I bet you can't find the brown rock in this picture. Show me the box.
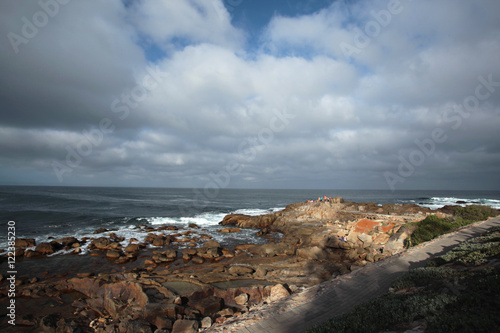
[172,319,199,333]
[217,228,242,233]
[228,265,255,276]
[35,242,55,255]
[269,284,291,302]
[297,246,327,260]
[124,244,140,253]
[14,248,24,257]
[24,249,39,258]
[165,249,177,258]
[154,316,173,330]
[106,250,121,259]
[91,237,112,249]
[153,236,167,246]
[188,296,224,316]
[192,256,205,264]
[203,240,221,248]
[93,227,108,234]
[234,293,249,305]
[15,238,36,248]
[201,316,212,328]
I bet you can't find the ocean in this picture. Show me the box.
[1,186,500,254]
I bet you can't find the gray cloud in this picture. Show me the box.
[0,0,499,190]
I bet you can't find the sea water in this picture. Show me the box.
[1,186,499,254]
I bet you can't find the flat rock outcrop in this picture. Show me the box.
[1,196,443,331]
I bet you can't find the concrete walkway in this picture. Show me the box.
[236,217,500,333]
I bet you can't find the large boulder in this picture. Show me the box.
[35,242,55,255]
[15,238,36,248]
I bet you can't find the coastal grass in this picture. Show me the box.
[308,227,500,333]
[405,205,499,248]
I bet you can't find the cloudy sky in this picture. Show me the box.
[0,0,499,190]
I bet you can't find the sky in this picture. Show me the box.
[0,0,499,191]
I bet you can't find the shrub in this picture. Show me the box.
[405,215,454,247]
[454,205,499,222]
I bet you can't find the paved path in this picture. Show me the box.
[236,217,500,333]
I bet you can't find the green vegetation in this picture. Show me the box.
[308,227,500,333]
[405,205,499,248]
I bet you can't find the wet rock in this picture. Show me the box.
[188,296,224,316]
[165,249,177,259]
[124,244,140,253]
[92,237,113,250]
[54,236,79,247]
[14,248,25,257]
[94,227,108,234]
[35,242,56,255]
[203,240,221,248]
[106,250,121,259]
[15,238,36,248]
[24,249,40,258]
[188,223,200,229]
[172,319,199,333]
[217,227,242,233]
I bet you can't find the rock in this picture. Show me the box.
[77,272,94,278]
[297,246,327,260]
[118,319,152,333]
[124,244,140,253]
[55,236,79,247]
[254,267,268,278]
[357,234,373,248]
[153,316,173,330]
[24,249,39,258]
[188,223,200,229]
[201,316,212,328]
[152,236,167,247]
[217,308,234,317]
[92,237,113,250]
[172,319,199,333]
[188,296,224,316]
[203,240,221,248]
[191,256,205,264]
[217,228,242,233]
[106,250,121,259]
[35,242,55,255]
[228,265,255,276]
[15,238,36,248]
[14,248,25,257]
[234,293,249,305]
[269,284,291,302]
[165,249,177,259]
[163,304,182,318]
[94,227,108,234]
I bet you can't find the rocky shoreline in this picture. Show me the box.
[1,198,447,332]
